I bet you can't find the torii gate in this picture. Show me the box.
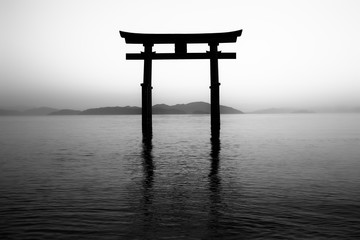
[120,30,242,140]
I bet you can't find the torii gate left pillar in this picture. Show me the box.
[142,43,153,139]
[209,43,220,139]
[120,30,242,141]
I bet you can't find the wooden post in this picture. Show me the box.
[142,43,153,140]
[209,43,220,139]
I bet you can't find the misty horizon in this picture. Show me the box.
[2,101,360,114]
[1,0,360,112]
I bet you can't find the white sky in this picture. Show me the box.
[1,0,360,111]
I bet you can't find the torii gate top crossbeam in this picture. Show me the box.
[120,30,242,44]
[120,30,242,60]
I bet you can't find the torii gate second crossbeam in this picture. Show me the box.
[120,30,242,140]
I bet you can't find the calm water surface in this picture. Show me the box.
[1,114,360,239]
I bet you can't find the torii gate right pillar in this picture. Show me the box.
[209,43,220,139]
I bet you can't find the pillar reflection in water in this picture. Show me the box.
[208,137,222,236]
[141,139,154,232]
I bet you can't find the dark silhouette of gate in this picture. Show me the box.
[120,30,242,140]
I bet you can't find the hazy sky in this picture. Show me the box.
[1,0,360,111]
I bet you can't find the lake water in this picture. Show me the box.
[1,114,360,239]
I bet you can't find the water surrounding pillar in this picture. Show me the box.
[209,43,220,139]
[142,43,153,140]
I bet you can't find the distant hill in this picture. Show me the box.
[4,103,360,116]
[3,104,360,116]
[81,106,141,115]
[49,109,82,115]
[153,102,243,114]
[152,104,186,114]
[80,102,242,115]
[1,102,242,115]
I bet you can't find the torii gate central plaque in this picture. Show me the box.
[120,30,242,140]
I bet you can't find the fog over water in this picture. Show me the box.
[1,1,360,238]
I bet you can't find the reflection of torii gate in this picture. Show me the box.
[120,30,242,140]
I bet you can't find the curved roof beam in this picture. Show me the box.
[120,30,242,44]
